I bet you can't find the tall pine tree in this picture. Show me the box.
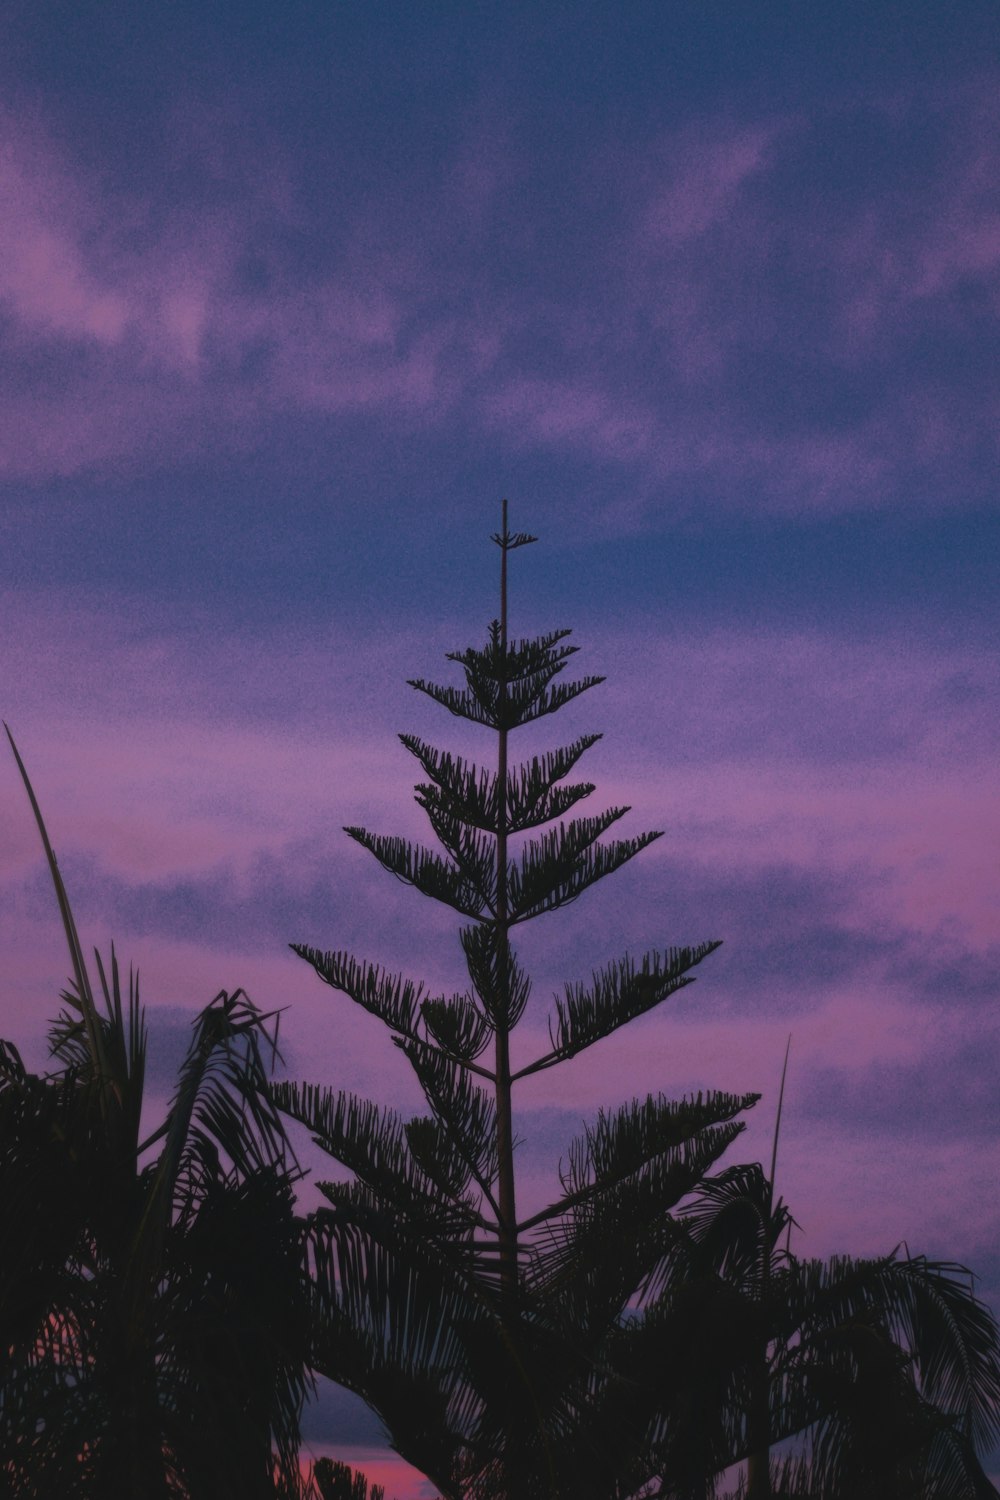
[277,506,758,1499]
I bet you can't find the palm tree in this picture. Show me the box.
[634,1161,1000,1499]
[0,727,312,1499]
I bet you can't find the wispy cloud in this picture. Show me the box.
[2,79,998,512]
[3,590,995,1277]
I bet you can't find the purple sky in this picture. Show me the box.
[2,4,999,1492]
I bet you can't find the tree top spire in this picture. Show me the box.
[491,497,537,551]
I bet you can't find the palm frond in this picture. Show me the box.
[778,1252,1000,1452]
[668,1162,797,1295]
[313,1458,389,1500]
[134,989,293,1282]
[5,725,108,1095]
[306,1214,492,1499]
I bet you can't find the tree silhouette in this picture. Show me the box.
[642,1160,1000,1498]
[0,728,312,1499]
[277,507,759,1498]
[313,1459,387,1500]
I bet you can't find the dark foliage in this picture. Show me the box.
[278,509,761,1498]
[0,729,312,1499]
[279,510,1000,1499]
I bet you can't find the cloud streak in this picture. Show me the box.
[1,77,998,516]
[1,18,997,1479]
[3,587,996,1286]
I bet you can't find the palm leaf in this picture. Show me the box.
[313,1459,389,1500]
[5,725,109,1096]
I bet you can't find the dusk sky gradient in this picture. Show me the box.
[2,4,999,1493]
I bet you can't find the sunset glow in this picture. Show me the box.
[2,4,998,1490]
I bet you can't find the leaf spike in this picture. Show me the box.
[4,722,108,1090]
[769,1031,792,1252]
[768,1032,792,1205]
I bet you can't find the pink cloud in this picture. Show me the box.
[0,124,129,345]
[0,111,239,371]
[795,89,1000,356]
[1,84,997,512]
[641,121,779,247]
[3,589,996,1376]
[5,595,995,943]
[0,111,462,477]
[483,377,657,464]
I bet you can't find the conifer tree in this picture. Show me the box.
[277,506,759,1499]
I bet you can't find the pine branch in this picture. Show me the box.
[527,1124,753,1327]
[492,526,539,550]
[310,1182,517,1301]
[396,1038,500,1205]
[448,627,577,684]
[404,1116,480,1201]
[289,948,426,1037]
[406,677,497,728]
[272,1080,480,1230]
[505,735,602,831]
[418,807,498,912]
[509,812,663,922]
[402,732,603,835]
[522,1092,758,1237]
[421,994,494,1063]
[345,828,491,918]
[410,629,603,731]
[402,736,500,830]
[460,924,531,1029]
[570,1093,757,1197]
[515,943,722,1079]
[454,652,569,728]
[506,674,606,728]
